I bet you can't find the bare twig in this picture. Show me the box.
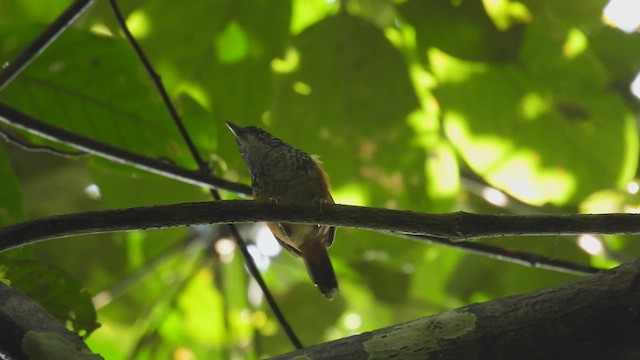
[0,102,251,195]
[0,126,87,157]
[399,234,598,276]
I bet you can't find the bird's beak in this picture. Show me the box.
[225,121,243,138]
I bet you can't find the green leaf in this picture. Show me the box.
[0,1,69,26]
[2,1,640,357]
[397,0,525,62]
[22,331,103,360]
[433,49,638,205]
[0,258,100,336]
[352,260,411,303]
[0,146,26,226]
[0,26,195,166]
[270,13,422,208]
[89,164,207,209]
[127,0,291,123]
[447,236,586,301]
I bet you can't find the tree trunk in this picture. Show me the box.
[270,260,640,359]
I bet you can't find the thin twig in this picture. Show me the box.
[106,0,302,349]
[0,102,251,195]
[0,126,87,157]
[0,0,96,91]
[399,234,598,276]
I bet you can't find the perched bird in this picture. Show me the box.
[226,121,338,299]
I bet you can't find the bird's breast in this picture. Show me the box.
[252,162,328,202]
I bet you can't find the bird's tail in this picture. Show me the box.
[300,240,338,300]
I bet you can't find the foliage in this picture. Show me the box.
[0,0,639,358]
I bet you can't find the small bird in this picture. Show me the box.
[226,121,338,299]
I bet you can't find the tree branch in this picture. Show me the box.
[399,233,599,276]
[0,126,87,157]
[0,0,96,91]
[0,282,102,360]
[267,259,640,359]
[1,200,638,253]
[0,102,251,195]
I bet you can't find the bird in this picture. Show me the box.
[225,121,338,299]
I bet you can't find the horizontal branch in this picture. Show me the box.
[1,200,639,253]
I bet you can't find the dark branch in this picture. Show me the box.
[107,0,206,170]
[268,260,640,359]
[0,126,87,157]
[0,0,96,91]
[1,200,638,254]
[0,282,101,359]
[0,102,251,195]
[400,234,599,276]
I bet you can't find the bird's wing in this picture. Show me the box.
[267,222,302,257]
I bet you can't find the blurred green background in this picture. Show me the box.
[1,0,640,358]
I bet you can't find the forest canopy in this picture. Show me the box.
[0,0,639,358]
